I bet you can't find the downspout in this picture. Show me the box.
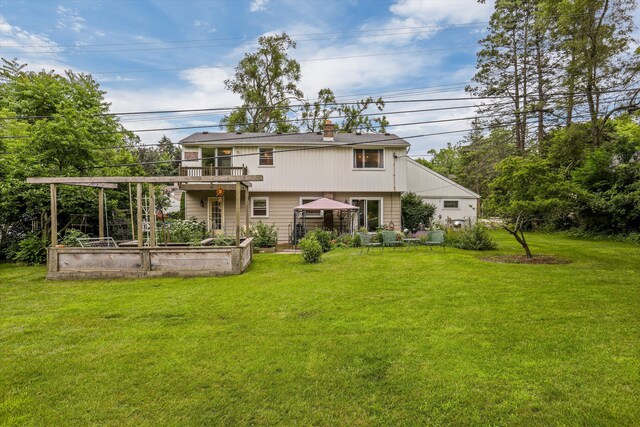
[392,152,397,229]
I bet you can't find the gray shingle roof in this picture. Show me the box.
[180,131,410,147]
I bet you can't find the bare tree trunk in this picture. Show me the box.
[566,48,576,128]
[513,28,523,152]
[503,214,533,258]
[521,11,529,149]
[535,36,545,147]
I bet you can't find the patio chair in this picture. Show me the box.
[359,232,381,254]
[424,230,445,251]
[381,231,403,251]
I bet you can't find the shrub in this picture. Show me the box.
[211,234,235,246]
[401,192,436,231]
[625,232,640,245]
[169,218,207,243]
[305,229,332,252]
[447,223,498,251]
[13,233,48,265]
[59,228,89,247]
[249,221,278,247]
[336,233,353,247]
[299,236,322,263]
[351,233,361,247]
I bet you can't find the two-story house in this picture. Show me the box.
[179,121,479,243]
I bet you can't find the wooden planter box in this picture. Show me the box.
[46,238,253,280]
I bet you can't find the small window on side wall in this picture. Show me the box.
[259,148,274,166]
[443,200,459,209]
[251,197,269,218]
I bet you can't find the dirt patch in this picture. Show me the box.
[480,254,570,265]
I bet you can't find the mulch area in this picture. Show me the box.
[480,254,571,265]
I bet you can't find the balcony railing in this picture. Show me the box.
[179,166,248,176]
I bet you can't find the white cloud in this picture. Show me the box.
[357,0,493,46]
[94,30,106,37]
[104,66,241,145]
[0,14,71,72]
[249,0,269,12]
[390,0,494,25]
[96,75,136,82]
[192,19,216,33]
[56,6,87,33]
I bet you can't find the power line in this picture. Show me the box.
[1,21,491,50]
[0,99,544,140]
[81,112,598,170]
[1,93,635,145]
[2,87,638,122]
[2,10,592,54]
[0,110,603,157]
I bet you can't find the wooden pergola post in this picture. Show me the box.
[149,183,156,247]
[137,184,143,248]
[235,181,241,247]
[244,184,250,236]
[50,184,57,247]
[98,188,104,239]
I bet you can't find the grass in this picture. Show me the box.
[1,232,639,426]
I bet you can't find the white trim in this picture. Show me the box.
[207,197,224,233]
[299,196,322,218]
[251,196,269,218]
[258,147,275,167]
[407,158,480,198]
[201,147,234,168]
[349,197,384,230]
[353,148,385,170]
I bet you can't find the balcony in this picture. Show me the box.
[179,166,248,176]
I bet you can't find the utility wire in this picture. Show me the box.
[0,98,560,140]
[2,22,491,49]
[1,87,638,121]
[80,111,599,170]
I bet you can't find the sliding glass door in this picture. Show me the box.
[352,199,381,231]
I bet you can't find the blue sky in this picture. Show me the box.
[1,0,503,154]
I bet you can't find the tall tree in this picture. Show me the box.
[0,59,139,259]
[469,0,543,152]
[300,88,389,134]
[221,33,303,133]
[546,0,638,146]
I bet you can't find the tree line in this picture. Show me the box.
[421,0,640,245]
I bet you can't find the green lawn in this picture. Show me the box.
[1,233,639,426]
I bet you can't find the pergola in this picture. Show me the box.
[292,197,359,244]
[26,175,263,248]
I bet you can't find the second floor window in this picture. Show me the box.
[259,148,274,166]
[353,149,384,169]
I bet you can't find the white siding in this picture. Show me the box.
[406,158,479,221]
[216,145,408,192]
[186,190,401,243]
[423,198,478,223]
[181,146,201,167]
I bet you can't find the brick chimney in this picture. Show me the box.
[323,120,334,142]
